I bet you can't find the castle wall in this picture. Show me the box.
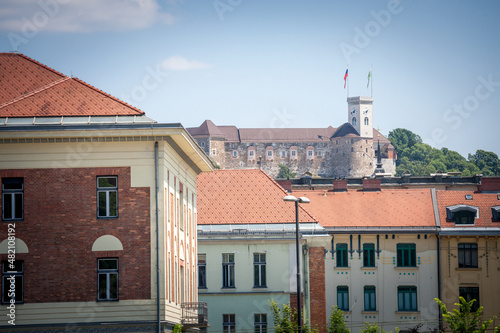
[204,138,382,178]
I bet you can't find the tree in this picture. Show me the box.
[277,163,296,179]
[360,322,399,333]
[434,297,496,333]
[388,128,422,152]
[269,299,317,333]
[326,306,349,333]
[468,150,500,176]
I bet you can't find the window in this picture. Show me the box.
[253,253,266,288]
[2,260,23,304]
[201,141,205,146]
[336,243,348,267]
[337,286,349,311]
[2,178,23,221]
[211,149,216,155]
[266,149,273,160]
[446,205,478,224]
[232,150,238,157]
[281,150,286,158]
[459,287,480,312]
[397,243,416,267]
[397,286,417,311]
[307,149,314,158]
[198,254,207,288]
[458,243,478,268]
[222,254,235,288]
[97,176,117,218]
[97,258,118,301]
[223,314,235,333]
[352,117,357,126]
[248,150,255,159]
[254,313,267,333]
[364,117,369,125]
[363,243,375,267]
[364,286,376,311]
[291,150,297,158]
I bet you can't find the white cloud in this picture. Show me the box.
[160,56,211,71]
[0,0,176,33]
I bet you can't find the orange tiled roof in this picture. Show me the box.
[436,190,500,228]
[0,53,144,117]
[292,189,436,228]
[197,169,317,224]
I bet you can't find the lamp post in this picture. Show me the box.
[283,195,310,333]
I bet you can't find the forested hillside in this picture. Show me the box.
[388,128,500,177]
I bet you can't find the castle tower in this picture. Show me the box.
[347,96,373,138]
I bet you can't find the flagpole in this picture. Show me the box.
[371,65,373,98]
[347,66,349,98]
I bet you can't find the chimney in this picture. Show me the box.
[333,179,348,192]
[478,177,500,193]
[276,180,292,193]
[362,178,381,191]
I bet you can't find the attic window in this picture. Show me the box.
[492,206,500,221]
[465,194,473,200]
[446,205,479,225]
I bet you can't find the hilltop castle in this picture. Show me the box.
[187,96,396,178]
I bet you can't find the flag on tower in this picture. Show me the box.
[344,69,348,89]
[367,68,372,88]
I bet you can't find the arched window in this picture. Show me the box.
[364,117,369,125]
[352,117,357,126]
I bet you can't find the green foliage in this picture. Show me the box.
[268,299,317,333]
[360,322,399,333]
[173,324,183,333]
[388,128,500,176]
[435,297,496,333]
[277,163,297,179]
[326,306,349,333]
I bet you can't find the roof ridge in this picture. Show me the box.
[0,76,70,110]
[258,169,319,223]
[71,77,145,115]
[13,53,67,78]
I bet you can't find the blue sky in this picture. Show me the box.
[1,0,499,158]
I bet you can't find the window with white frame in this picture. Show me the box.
[2,260,23,304]
[2,178,23,221]
[198,254,207,288]
[306,148,314,159]
[290,148,297,159]
[223,314,235,333]
[222,254,235,288]
[281,150,286,158]
[97,258,118,301]
[266,149,273,160]
[254,313,267,333]
[248,149,256,160]
[253,253,266,288]
[97,176,118,218]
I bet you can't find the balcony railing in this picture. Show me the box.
[181,302,209,327]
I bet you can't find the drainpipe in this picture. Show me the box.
[155,142,161,333]
[437,235,442,332]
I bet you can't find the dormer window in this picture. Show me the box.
[492,206,500,221]
[446,205,479,225]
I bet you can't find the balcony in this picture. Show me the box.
[181,302,209,327]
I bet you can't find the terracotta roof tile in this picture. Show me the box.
[0,53,144,117]
[197,169,317,224]
[436,190,500,228]
[293,189,436,228]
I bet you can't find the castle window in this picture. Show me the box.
[364,117,369,125]
[211,149,216,155]
[290,147,298,160]
[351,147,354,152]
[446,205,478,225]
[266,146,274,160]
[281,150,286,158]
[306,147,314,160]
[352,117,357,126]
[248,147,256,160]
[201,141,205,146]
[232,150,238,158]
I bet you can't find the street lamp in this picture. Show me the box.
[283,195,310,333]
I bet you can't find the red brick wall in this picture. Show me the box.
[308,247,326,333]
[0,167,151,303]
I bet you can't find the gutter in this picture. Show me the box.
[431,188,443,332]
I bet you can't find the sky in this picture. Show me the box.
[1,0,499,158]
